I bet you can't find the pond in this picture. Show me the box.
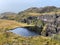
[9,28,39,37]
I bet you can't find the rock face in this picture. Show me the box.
[37,14,60,36]
[22,14,60,37]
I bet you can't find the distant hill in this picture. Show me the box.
[18,6,60,14]
[0,12,17,20]
[1,6,60,16]
[1,6,60,21]
[1,12,17,15]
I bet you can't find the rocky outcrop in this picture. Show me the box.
[38,14,60,36]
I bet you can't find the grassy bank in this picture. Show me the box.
[0,19,60,45]
[0,19,34,31]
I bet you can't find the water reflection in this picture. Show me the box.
[9,28,39,37]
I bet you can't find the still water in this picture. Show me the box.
[9,28,39,37]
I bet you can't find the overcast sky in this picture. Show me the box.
[0,0,60,13]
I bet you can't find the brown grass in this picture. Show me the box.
[0,19,34,30]
[28,11,60,16]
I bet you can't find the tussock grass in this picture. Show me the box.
[0,19,34,30]
[27,11,60,16]
[0,19,60,45]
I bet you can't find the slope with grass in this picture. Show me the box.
[0,6,60,45]
[0,19,34,31]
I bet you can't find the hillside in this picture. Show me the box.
[0,6,60,45]
[18,6,60,15]
[1,6,60,21]
[0,19,60,45]
[1,12,17,15]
